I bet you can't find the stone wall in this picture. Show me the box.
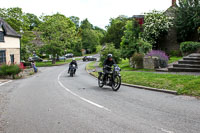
[159,6,180,54]
[5,48,20,64]
[143,57,159,69]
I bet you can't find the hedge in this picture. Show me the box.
[180,41,200,55]
[0,64,22,78]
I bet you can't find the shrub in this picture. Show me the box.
[180,41,200,55]
[23,62,32,67]
[100,43,121,64]
[146,50,168,68]
[138,39,152,54]
[0,64,22,78]
[169,50,182,57]
[143,10,173,46]
[131,53,144,69]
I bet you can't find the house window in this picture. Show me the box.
[0,50,6,64]
[0,31,4,42]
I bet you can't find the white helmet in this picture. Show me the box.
[72,58,75,61]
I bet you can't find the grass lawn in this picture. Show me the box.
[118,59,154,72]
[86,61,96,70]
[86,61,200,97]
[36,58,81,67]
[120,71,200,96]
[169,56,183,64]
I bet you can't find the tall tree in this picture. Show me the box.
[39,13,77,63]
[0,7,27,31]
[176,0,200,42]
[69,16,80,29]
[103,15,128,48]
[79,19,99,53]
[24,13,41,30]
[80,19,93,29]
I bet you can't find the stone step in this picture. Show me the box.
[178,60,200,65]
[173,64,200,68]
[189,53,200,58]
[183,57,200,60]
[168,67,200,72]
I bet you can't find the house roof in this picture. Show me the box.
[0,18,21,38]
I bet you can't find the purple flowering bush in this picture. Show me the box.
[147,50,169,61]
[146,50,169,68]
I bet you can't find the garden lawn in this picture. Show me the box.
[169,56,183,64]
[121,71,200,96]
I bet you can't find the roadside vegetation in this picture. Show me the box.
[0,64,22,79]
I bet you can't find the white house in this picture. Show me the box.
[0,18,21,65]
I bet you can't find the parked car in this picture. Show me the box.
[65,53,74,58]
[59,56,67,61]
[82,56,97,61]
[28,56,43,62]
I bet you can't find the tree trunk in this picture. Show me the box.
[52,58,56,64]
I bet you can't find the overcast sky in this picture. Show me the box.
[0,0,172,29]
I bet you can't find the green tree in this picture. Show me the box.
[80,19,93,29]
[21,31,37,61]
[176,0,200,42]
[39,13,77,63]
[0,7,28,31]
[100,43,121,64]
[94,26,106,45]
[143,10,173,48]
[121,20,152,60]
[103,15,128,48]
[69,16,80,29]
[80,29,99,53]
[79,19,100,53]
[24,13,41,30]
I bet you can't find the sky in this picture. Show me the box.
[0,0,172,29]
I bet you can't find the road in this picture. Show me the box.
[0,60,200,133]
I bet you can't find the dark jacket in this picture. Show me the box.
[103,59,116,71]
[69,60,77,67]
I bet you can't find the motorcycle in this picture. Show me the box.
[98,65,121,91]
[69,64,76,77]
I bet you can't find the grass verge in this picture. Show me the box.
[36,58,81,67]
[86,61,200,97]
[169,56,183,64]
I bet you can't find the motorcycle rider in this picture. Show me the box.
[68,58,78,74]
[103,54,116,83]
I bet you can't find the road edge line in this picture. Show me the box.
[0,80,13,87]
[57,69,111,112]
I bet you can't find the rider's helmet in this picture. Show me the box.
[107,54,112,58]
[72,58,76,61]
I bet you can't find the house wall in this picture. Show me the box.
[0,36,20,64]
[0,36,20,48]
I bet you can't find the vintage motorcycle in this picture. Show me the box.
[98,65,121,91]
[69,64,77,77]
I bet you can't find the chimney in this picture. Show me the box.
[172,0,176,6]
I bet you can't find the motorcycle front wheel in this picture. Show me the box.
[112,75,121,91]
[98,75,104,88]
[70,71,74,77]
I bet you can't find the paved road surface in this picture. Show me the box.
[0,60,200,133]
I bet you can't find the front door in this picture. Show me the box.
[10,54,14,64]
